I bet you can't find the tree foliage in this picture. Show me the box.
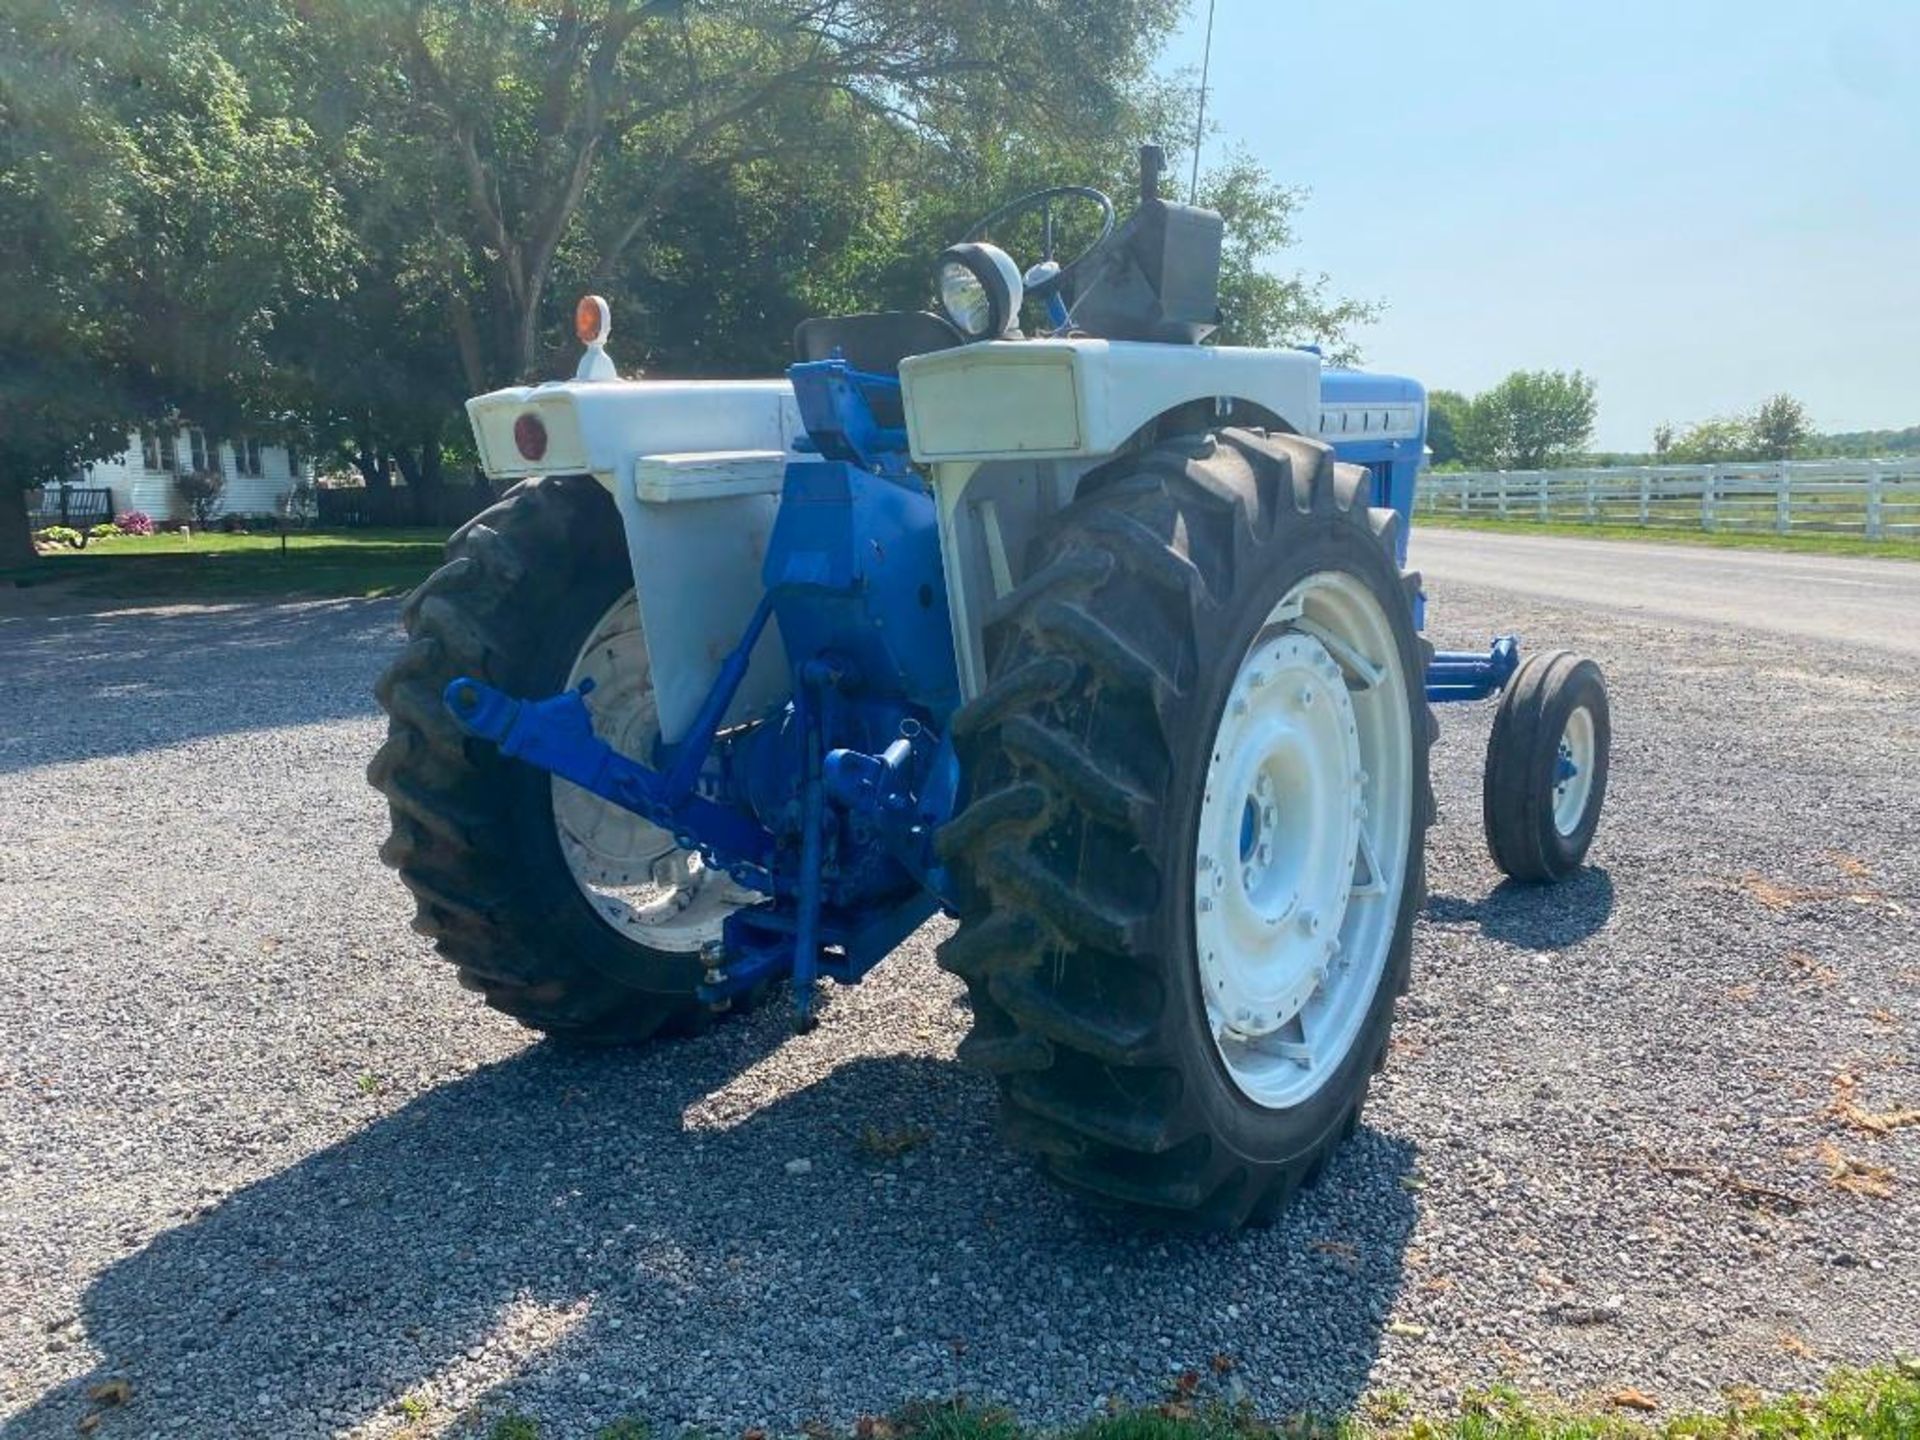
[2,0,1379,558]
[1201,150,1381,358]
[0,0,354,559]
[1809,424,1920,459]
[1447,370,1597,470]
[1656,393,1815,465]
[1751,393,1812,461]
[1425,389,1470,468]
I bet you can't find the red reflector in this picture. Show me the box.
[513,413,548,462]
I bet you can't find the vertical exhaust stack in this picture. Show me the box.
[1140,144,1166,205]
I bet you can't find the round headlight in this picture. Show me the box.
[935,242,1024,339]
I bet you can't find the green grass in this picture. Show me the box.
[3,528,448,600]
[480,1367,1920,1440]
[485,1418,647,1440]
[1414,511,1920,560]
[884,1368,1920,1440]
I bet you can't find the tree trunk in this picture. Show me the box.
[0,485,36,567]
[354,447,393,492]
[393,448,421,490]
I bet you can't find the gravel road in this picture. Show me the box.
[4,537,1918,1439]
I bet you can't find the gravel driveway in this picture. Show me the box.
[3,564,1917,1439]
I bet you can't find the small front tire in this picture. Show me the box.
[1482,651,1611,882]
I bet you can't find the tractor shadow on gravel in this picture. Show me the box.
[0,596,394,775]
[6,1017,1421,1437]
[1424,866,1615,950]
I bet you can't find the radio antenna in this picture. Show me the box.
[1189,0,1218,204]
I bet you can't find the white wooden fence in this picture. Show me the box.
[1419,460,1920,540]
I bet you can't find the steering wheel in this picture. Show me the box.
[960,186,1116,300]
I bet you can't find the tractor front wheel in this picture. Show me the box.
[938,429,1435,1228]
[1482,651,1611,882]
[368,474,752,1042]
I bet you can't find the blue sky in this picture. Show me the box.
[1160,0,1920,449]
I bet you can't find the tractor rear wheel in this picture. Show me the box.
[937,429,1435,1227]
[369,474,751,1042]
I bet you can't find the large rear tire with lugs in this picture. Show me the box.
[368,474,749,1042]
[937,429,1435,1228]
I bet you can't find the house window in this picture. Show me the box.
[141,431,159,471]
[159,430,179,473]
[189,429,216,474]
[237,438,264,477]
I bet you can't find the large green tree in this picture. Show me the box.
[181,0,1381,425]
[0,1,352,560]
[1657,394,1814,465]
[1425,389,1470,467]
[1,1,147,563]
[5,0,1380,552]
[1751,393,1812,461]
[1462,369,1597,470]
[296,0,1192,386]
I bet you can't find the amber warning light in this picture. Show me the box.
[576,294,611,346]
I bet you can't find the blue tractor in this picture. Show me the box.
[371,148,1610,1227]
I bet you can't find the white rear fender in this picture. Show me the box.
[466,378,801,487]
[467,379,805,744]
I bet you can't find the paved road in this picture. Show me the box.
[1411,528,1920,655]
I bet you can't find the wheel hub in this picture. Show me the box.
[1192,570,1414,1111]
[1553,704,1597,836]
[552,592,747,953]
[1197,635,1361,1043]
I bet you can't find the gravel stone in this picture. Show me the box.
[2,560,1917,1439]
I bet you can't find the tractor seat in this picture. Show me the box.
[793,311,965,378]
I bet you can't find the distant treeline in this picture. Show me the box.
[1429,376,1916,471]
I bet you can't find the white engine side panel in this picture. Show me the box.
[466,379,802,743]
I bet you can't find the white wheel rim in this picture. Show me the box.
[1553,705,1597,837]
[1194,570,1413,1110]
[552,592,750,953]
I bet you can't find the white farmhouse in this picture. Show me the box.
[78,425,314,520]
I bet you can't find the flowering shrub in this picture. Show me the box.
[116,510,156,536]
[173,468,224,527]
